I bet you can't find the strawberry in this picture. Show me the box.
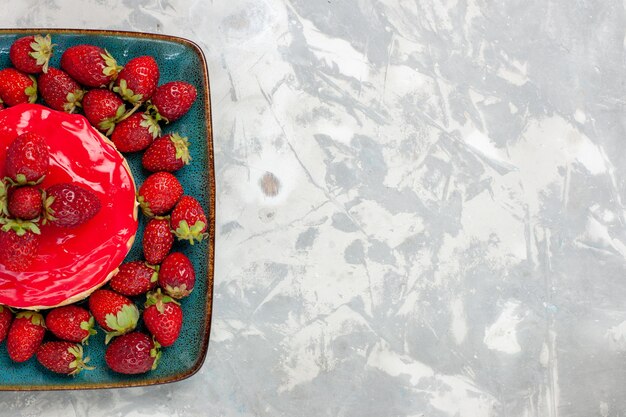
[88,289,139,343]
[44,183,101,228]
[5,131,49,185]
[7,311,46,362]
[60,45,121,88]
[170,196,207,244]
[105,332,160,374]
[110,112,159,153]
[137,172,183,217]
[0,68,37,106]
[158,252,196,299]
[0,228,40,272]
[142,133,191,173]
[0,305,13,343]
[143,289,182,347]
[150,81,197,123]
[38,67,84,113]
[36,341,94,375]
[143,218,174,265]
[82,89,126,135]
[8,186,42,220]
[110,261,158,296]
[45,305,97,344]
[113,56,159,104]
[9,34,54,74]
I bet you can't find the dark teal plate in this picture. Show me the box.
[0,29,215,390]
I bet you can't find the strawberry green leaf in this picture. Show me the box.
[140,113,161,138]
[103,304,139,344]
[79,316,97,344]
[6,174,45,187]
[28,34,55,73]
[42,192,58,225]
[145,288,179,313]
[0,180,8,216]
[115,104,127,120]
[174,220,207,245]
[67,344,95,375]
[25,76,37,103]
[164,283,191,299]
[100,49,122,80]
[113,79,143,104]
[150,340,162,370]
[2,218,41,236]
[64,89,84,113]
[146,103,169,124]
[137,195,154,217]
[170,133,191,165]
[98,118,117,137]
[16,311,45,326]
[149,265,159,283]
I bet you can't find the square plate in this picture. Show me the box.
[0,29,215,390]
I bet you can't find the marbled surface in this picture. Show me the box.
[1,0,626,415]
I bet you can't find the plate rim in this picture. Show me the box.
[0,28,216,391]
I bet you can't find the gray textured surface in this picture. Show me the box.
[1,0,626,416]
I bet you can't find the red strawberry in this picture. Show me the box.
[0,68,37,106]
[5,131,49,185]
[142,133,191,173]
[9,34,54,74]
[105,332,160,374]
[150,81,197,123]
[143,289,182,347]
[137,172,183,217]
[110,112,159,153]
[82,89,126,135]
[38,67,84,113]
[43,183,101,228]
[110,261,158,296]
[45,305,97,344]
[158,252,196,299]
[8,186,42,220]
[36,341,93,375]
[60,45,121,88]
[143,218,174,265]
[170,196,207,244]
[0,228,40,272]
[7,311,46,362]
[88,289,139,343]
[113,56,159,104]
[0,305,13,343]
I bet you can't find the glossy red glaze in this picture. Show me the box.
[0,104,138,309]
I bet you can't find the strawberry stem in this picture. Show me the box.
[116,102,142,124]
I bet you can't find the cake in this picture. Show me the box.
[0,103,138,310]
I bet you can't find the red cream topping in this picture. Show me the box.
[0,104,138,309]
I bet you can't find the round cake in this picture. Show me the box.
[0,103,138,310]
